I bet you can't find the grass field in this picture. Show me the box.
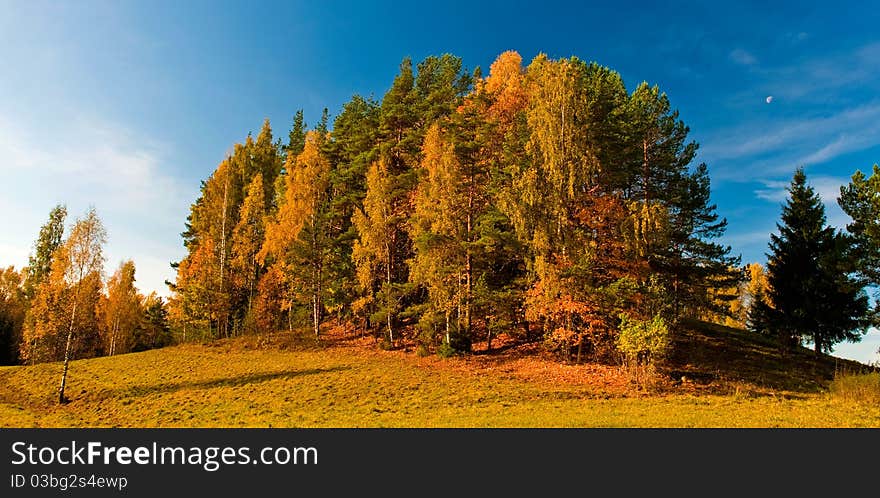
[1,322,878,428]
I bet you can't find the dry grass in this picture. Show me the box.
[830,372,880,405]
[0,321,878,428]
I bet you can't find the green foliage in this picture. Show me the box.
[436,341,457,358]
[753,168,870,354]
[616,314,671,365]
[0,267,25,365]
[131,295,172,352]
[839,164,880,323]
[24,204,67,299]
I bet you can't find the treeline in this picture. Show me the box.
[0,205,171,370]
[168,51,743,362]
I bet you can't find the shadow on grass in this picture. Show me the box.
[667,319,872,394]
[110,366,351,399]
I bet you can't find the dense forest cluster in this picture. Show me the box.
[2,51,878,381]
[168,51,743,362]
[0,206,171,369]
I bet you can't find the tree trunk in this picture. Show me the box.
[312,294,319,338]
[576,334,584,364]
[218,174,229,337]
[643,138,650,204]
[465,182,473,338]
[58,298,77,404]
[288,297,294,334]
[386,242,394,346]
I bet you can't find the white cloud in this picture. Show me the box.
[703,102,880,163]
[0,114,194,297]
[754,175,848,203]
[729,48,757,66]
[753,175,852,230]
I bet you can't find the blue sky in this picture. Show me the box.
[1,1,878,362]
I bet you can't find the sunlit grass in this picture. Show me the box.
[830,372,880,405]
[1,333,878,428]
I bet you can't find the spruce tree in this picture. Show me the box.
[753,168,869,354]
[24,204,68,299]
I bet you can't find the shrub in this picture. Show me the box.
[448,332,471,353]
[616,314,670,366]
[378,337,394,351]
[437,332,471,358]
[436,342,456,358]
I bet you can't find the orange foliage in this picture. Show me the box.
[484,50,528,125]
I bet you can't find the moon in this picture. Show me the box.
[766,96,774,104]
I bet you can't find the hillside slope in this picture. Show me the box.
[666,319,871,392]
[0,322,876,428]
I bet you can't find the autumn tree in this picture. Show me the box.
[56,207,107,403]
[508,55,646,360]
[231,174,267,329]
[261,131,332,338]
[101,260,141,356]
[409,123,471,349]
[352,56,470,345]
[352,158,401,344]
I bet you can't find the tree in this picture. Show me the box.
[101,260,141,355]
[752,168,869,354]
[839,164,880,290]
[23,204,67,299]
[0,266,26,365]
[409,123,470,348]
[57,207,107,403]
[231,174,267,328]
[623,84,741,319]
[174,156,242,338]
[131,293,172,352]
[261,131,332,338]
[324,95,381,320]
[352,156,414,345]
[285,110,307,158]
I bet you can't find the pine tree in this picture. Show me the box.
[324,95,381,318]
[753,168,869,354]
[132,293,172,352]
[285,110,307,159]
[839,164,880,290]
[624,84,741,319]
[24,204,67,299]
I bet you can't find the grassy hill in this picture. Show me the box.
[0,321,877,428]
